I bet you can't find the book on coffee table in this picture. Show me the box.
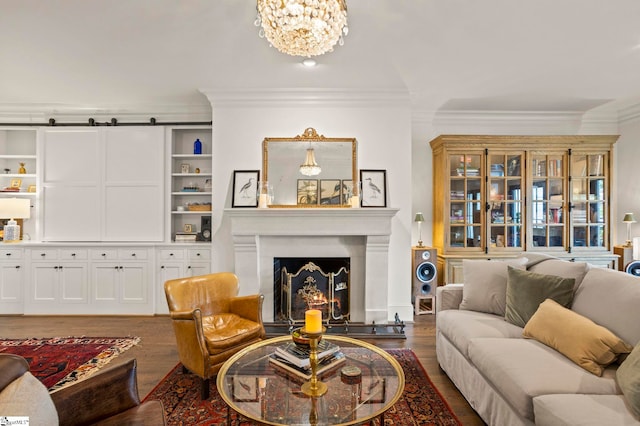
[269,351,346,381]
[274,340,340,369]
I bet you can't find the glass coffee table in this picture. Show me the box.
[217,335,405,425]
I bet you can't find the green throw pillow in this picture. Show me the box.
[618,342,640,420]
[505,266,575,327]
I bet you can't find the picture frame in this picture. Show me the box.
[183,224,193,233]
[231,376,259,402]
[27,185,36,193]
[181,163,190,174]
[359,170,387,207]
[9,178,21,189]
[360,377,385,404]
[319,179,342,205]
[232,170,260,208]
[297,179,318,205]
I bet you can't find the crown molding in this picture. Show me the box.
[201,88,411,109]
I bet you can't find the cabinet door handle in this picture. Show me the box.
[54,266,59,270]
[114,266,119,270]
[71,253,76,257]
[102,253,106,257]
[5,253,11,257]
[15,265,20,269]
[131,253,136,257]
[196,253,201,257]
[160,265,165,269]
[119,266,124,270]
[41,253,46,257]
[187,266,192,269]
[169,253,174,257]
[59,266,63,270]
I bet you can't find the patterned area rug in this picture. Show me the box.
[0,336,140,391]
[144,348,461,425]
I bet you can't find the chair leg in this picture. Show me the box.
[201,377,210,400]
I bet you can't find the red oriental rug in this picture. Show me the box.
[144,348,461,425]
[0,336,140,391]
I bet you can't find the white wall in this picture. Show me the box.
[616,117,640,245]
[203,89,414,322]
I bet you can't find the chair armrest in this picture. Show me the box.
[50,358,141,426]
[170,309,196,320]
[229,294,264,324]
[436,284,464,313]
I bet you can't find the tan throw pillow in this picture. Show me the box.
[460,258,528,316]
[617,342,640,420]
[523,299,633,376]
[505,266,575,328]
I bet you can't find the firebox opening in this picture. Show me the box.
[274,257,350,324]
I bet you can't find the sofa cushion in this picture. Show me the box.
[618,342,640,420]
[0,371,59,425]
[467,337,620,421]
[533,394,640,426]
[523,299,632,376]
[436,309,523,358]
[459,257,528,315]
[504,266,575,328]
[572,267,640,347]
[528,259,589,290]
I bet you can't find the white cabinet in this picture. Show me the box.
[25,248,89,314]
[155,246,211,313]
[90,247,153,314]
[41,127,164,242]
[0,248,24,314]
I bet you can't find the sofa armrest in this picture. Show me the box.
[436,284,464,313]
[50,358,143,426]
[0,354,29,392]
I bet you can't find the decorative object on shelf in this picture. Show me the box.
[183,224,194,233]
[297,179,318,205]
[200,216,212,242]
[193,138,202,155]
[623,212,636,247]
[9,178,21,189]
[300,309,327,397]
[255,0,348,58]
[360,169,387,208]
[195,167,200,174]
[257,181,274,208]
[232,170,260,208]
[181,164,190,174]
[3,168,9,174]
[18,162,26,174]
[319,179,341,205]
[0,198,30,242]
[187,203,212,212]
[299,147,321,176]
[414,212,425,247]
[27,185,36,193]
[348,180,361,208]
[204,178,212,191]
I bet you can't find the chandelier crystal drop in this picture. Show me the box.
[256,0,348,57]
[299,148,322,176]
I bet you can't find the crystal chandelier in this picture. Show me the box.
[255,0,348,57]
[299,148,321,176]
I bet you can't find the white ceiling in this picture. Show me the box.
[2,0,640,117]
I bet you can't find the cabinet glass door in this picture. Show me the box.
[448,154,482,248]
[488,153,524,249]
[531,153,566,248]
[570,153,608,248]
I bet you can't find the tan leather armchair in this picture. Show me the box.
[164,272,265,399]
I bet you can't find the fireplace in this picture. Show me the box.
[226,208,398,323]
[274,257,350,323]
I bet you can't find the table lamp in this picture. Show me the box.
[0,198,31,243]
[414,212,425,247]
[623,212,636,247]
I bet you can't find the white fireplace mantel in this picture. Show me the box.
[225,207,399,323]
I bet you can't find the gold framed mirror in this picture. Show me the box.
[262,128,357,207]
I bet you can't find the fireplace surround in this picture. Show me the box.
[226,208,398,323]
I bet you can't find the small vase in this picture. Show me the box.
[193,139,202,155]
[18,163,26,174]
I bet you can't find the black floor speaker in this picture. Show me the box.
[412,246,437,298]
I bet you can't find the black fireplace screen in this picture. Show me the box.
[274,259,350,324]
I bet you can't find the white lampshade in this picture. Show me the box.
[0,198,31,220]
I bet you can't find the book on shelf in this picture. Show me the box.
[175,232,197,242]
[274,340,341,369]
[268,351,346,381]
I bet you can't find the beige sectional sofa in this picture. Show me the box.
[435,254,640,425]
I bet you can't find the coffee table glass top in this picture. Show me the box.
[217,335,405,426]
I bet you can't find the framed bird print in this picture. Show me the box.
[360,169,387,207]
[232,170,260,207]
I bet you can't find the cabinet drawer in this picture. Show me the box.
[188,249,210,261]
[117,249,148,260]
[0,249,22,260]
[31,249,59,260]
[59,249,88,260]
[159,249,185,260]
[90,249,118,260]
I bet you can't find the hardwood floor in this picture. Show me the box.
[0,314,485,425]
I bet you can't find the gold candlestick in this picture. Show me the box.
[300,327,327,397]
